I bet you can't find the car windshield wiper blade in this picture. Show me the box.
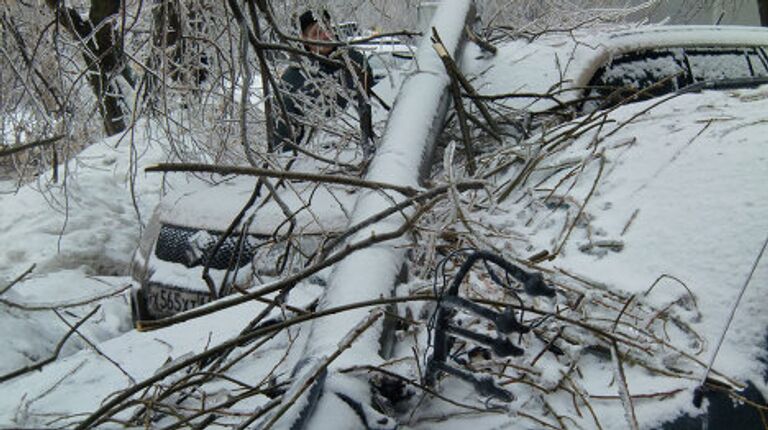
[678,76,768,94]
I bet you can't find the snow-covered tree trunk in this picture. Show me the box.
[261,1,478,428]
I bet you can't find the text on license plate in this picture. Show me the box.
[145,284,213,317]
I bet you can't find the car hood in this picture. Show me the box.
[155,176,356,236]
[485,84,768,426]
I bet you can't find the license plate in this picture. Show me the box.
[145,283,214,318]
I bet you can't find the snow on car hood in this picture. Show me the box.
[479,84,768,427]
[155,175,356,236]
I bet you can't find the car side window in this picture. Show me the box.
[685,47,758,82]
[746,48,768,77]
[582,46,768,114]
[583,48,687,113]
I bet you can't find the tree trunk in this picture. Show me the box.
[88,0,130,136]
[46,0,132,136]
[759,0,768,26]
[150,0,209,86]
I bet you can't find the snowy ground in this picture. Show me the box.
[0,128,171,376]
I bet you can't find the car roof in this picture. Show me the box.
[572,25,768,88]
[599,25,768,49]
[468,25,768,112]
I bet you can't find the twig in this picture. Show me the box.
[563,375,603,430]
[610,341,639,430]
[551,153,605,258]
[432,29,476,174]
[518,410,561,430]
[230,398,281,430]
[145,163,421,197]
[201,179,264,299]
[465,25,497,55]
[611,295,635,333]
[52,309,135,384]
[0,264,36,296]
[696,232,768,394]
[620,209,639,236]
[244,0,276,151]
[703,382,768,412]
[644,274,696,307]
[588,388,684,400]
[0,284,131,311]
[0,306,100,384]
[643,274,701,331]
[542,398,568,430]
[530,327,564,366]
[431,29,502,142]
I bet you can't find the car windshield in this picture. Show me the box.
[583,45,768,112]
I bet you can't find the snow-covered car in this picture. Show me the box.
[129,177,357,322]
[426,25,768,428]
[468,25,768,125]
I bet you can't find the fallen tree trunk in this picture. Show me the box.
[263,1,478,428]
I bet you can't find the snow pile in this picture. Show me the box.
[0,277,323,428]
[0,127,169,375]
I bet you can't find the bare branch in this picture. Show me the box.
[145,162,423,196]
[0,135,64,158]
[0,264,36,296]
[0,305,100,384]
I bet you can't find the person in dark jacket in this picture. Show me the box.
[271,10,373,155]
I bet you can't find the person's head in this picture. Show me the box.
[298,10,334,56]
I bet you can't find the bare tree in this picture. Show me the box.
[43,0,134,136]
